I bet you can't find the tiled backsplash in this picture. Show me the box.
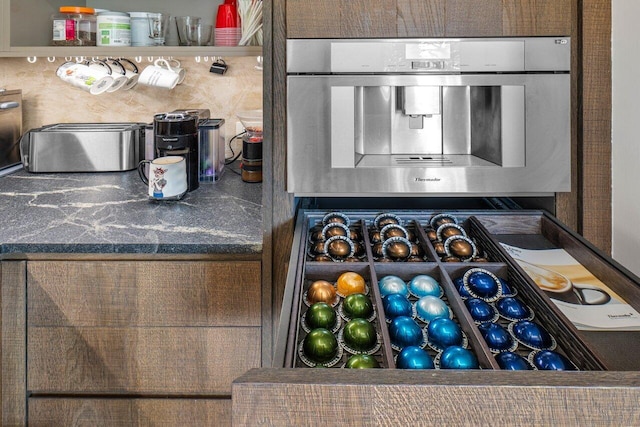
[0,56,263,157]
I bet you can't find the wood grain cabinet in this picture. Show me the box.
[286,0,573,38]
[2,259,261,426]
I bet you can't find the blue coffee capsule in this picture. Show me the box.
[498,278,517,297]
[388,316,425,351]
[463,268,502,302]
[478,322,517,353]
[438,346,479,369]
[530,350,577,371]
[496,297,533,321]
[464,298,498,324]
[408,274,443,298]
[378,275,409,297]
[495,351,532,370]
[426,317,465,351]
[414,295,451,324]
[510,320,556,351]
[454,277,472,299]
[382,294,413,321]
[395,346,435,369]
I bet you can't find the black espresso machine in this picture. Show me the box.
[153,111,200,192]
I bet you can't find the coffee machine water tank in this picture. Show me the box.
[153,112,199,191]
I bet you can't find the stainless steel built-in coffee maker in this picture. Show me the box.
[286,37,571,196]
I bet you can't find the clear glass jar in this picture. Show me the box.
[51,6,96,46]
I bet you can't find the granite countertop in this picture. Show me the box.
[0,163,262,255]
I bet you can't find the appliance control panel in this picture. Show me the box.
[287,37,571,74]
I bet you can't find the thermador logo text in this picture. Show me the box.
[415,177,442,182]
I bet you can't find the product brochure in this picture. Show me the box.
[500,243,640,331]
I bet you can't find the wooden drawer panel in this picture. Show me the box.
[28,327,261,394]
[27,261,261,327]
[29,397,231,426]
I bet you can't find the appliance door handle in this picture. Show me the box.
[0,101,20,110]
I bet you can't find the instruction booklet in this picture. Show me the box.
[500,243,640,331]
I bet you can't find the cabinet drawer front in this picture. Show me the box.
[28,327,261,394]
[27,261,261,327]
[29,397,231,426]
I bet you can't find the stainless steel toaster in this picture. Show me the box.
[20,123,146,172]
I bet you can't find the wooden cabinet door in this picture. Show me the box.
[503,0,573,36]
[287,0,396,38]
[287,0,573,39]
[26,260,261,395]
[397,0,445,37]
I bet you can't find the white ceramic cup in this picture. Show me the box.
[56,61,114,95]
[156,58,186,84]
[137,156,188,200]
[101,59,129,92]
[114,58,140,90]
[138,60,180,89]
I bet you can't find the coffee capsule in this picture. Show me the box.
[444,235,477,261]
[378,275,409,297]
[408,274,443,298]
[395,346,435,369]
[382,236,412,261]
[495,351,532,370]
[304,302,339,332]
[345,353,380,369]
[389,316,426,351]
[464,298,498,324]
[324,235,355,261]
[509,320,556,351]
[478,322,518,353]
[426,317,466,351]
[340,318,379,354]
[463,268,502,302]
[374,212,402,229]
[429,213,458,229]
[322,211,350,227]
[380,223,409,240]
[336,271,367,297]
[529,350,577,371]
[437,346,479,369]
[300,328,341,366]
[414,295,451,324]
[341,293,374,320]
[305,280,339,306]
[496,297,533,321]
[382,294,413,322]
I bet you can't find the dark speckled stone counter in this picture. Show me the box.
[0,164,262,255]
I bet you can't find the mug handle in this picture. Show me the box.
[154,58,171,69]
[90,58,113,74]
[106,57,126,75]
[138,160,151,185]
[118,57,139,74]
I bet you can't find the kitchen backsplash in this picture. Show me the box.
[0,56,262,157]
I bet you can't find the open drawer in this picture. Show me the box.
[233,210,640,425]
